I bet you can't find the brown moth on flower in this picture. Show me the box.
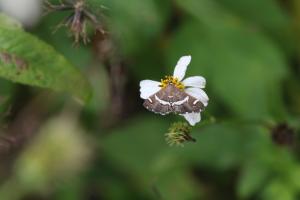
[140,56,209,126]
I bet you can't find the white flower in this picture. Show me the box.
[140,55,209,126]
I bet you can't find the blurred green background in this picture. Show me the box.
[1,0,300,199]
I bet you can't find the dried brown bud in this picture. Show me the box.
[271,123,296,147]
[44,0,105,44]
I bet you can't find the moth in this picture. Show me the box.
[143,84,204,115]
[139,55,208,126]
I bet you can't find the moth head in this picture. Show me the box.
[159,75,185,90]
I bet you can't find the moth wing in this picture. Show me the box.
[171,91,205,114]
[143,89,172,115]
[142,85,205,115]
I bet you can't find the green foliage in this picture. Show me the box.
[0,14,92,103]
[1,0,300,199]
[101,0,167,54]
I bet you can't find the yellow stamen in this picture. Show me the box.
[159,75,185,90]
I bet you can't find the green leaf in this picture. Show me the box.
[0,14,92,103]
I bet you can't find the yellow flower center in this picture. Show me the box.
[159,75,185,90]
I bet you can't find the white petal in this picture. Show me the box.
[173,55,191,81]
[139,80,161,99]
[185,88,209,107]
[183,76,206,88]
[181,112,201,126]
